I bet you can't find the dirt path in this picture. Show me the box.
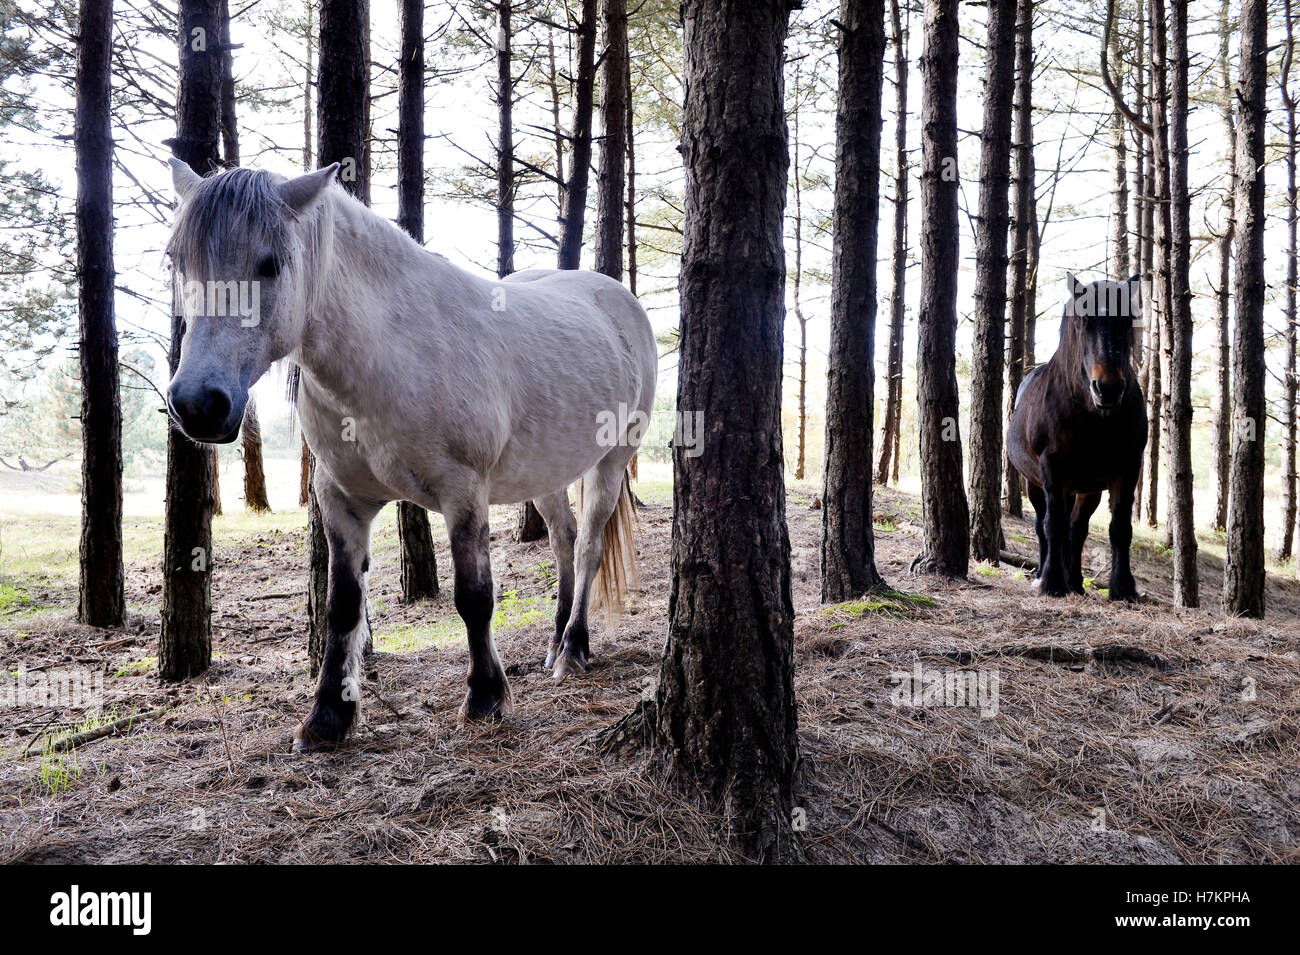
[1,483,1297,863]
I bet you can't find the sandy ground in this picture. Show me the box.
[1,480,1297,863]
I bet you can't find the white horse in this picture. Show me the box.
[164,160,656,752]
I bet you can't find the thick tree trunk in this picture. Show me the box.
[1166,0,1198,606]
[1212,0,1235,533]
[1003,0,1033,520]
[310,0,370,671]
[1109,34,1129,277]
[75,0,125,629]
[160,0,221,682]
[913,0,968,578]
[241,398,270,512]
[557,0,597,270]
[395,0,439,601]
[1151,0,1175,550]
[876,0,908,486]
[594,0,628,280]
[1279,0,1298,563]
[967,0,1017,563]
[1223,0,1268,618]
[654,0,799,863]
[821,0,886,601]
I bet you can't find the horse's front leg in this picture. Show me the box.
[1107,473,1139,601]
[444,490,511,720]
[1038,465,1070,598]
[1068,492,1102,595]
[293,474,382,752]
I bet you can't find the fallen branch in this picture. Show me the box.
[997,550,1037,571]
[941,644,1174,670]
[47,708,166,754]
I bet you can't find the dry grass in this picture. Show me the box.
[0,483,1297,863]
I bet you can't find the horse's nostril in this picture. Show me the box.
[171,384,233,435]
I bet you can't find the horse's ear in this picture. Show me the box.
[1125,274,1144,319]
[169,158,203,203]
[1066,273,1087,299]
[279,163,340,213]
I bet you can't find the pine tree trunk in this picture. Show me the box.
[1212,0,1235,533]
[160,0,221,682]
[1167,0,1198,606]
[792,66,808,482]
[876,0,908,487]
[218,0,238,166]
[913,0,969,578]
[310,0,370,671]
[394,0,440,601]
[594,0,628,280]
[299,436,310,507]
[821,0,886,601]
[496,0,515,278]
[1003,0,1033,520]
[967,0,1017,563]
[1223,0,1268,618]
[1109,31,1129,277]
[1151,0,1175,548]
[625,46,637,296]
[242,397,271,511]
[1279,0,1298,563]
[557,0,597,270]
[653,0,800,863]
[75,0,125,629]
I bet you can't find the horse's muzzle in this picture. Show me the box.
[1089,377,1125,410]
[167,381,242,444]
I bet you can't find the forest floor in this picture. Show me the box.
[1,478,1297,863]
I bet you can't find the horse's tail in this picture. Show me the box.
[586,468,639,629]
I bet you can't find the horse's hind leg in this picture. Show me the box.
[293,474,383,753]
[444,487,511,721]
[552,452,629,679]
[1068,492,1102,595]
[532,488,576,670]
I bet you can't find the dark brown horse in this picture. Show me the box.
[1007,275,1147,599]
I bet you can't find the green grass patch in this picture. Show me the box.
[113,656,156,678]
[872,517,897,533]
[823,587,936,619]
[374,589,551,654]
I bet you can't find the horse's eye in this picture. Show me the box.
[256,256,280,278]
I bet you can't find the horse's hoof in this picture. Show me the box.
[1029,576,1043,590]
[459,686,510,722]
[544,649,557,670]
[291,700,354,753]
[551,650,588,680]
[1038,581,1068,598]
[1109,589,1138,603]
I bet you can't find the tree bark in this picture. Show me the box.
[217,0,238,167]
[299,435,310,506]
[211,448,222,517]
[1166,0,1198,605]
[1223,0,1268,618]
[594,0,628,280]
[496,0,515,278]
[557,0,597,270]
[75,0,125,629]
[396,0,439,601]
[1279,0,1298,563]
[653,0,800,863]
[241,397,270,512]
[1003,0,1033,520]
[310,0,369,671]
[912,0,968,578]
[792,62,809,482]
[875,0,908,487]
[161,0,221,681]
[967,0,1017,563]
[821,0,886,601]
[625,46,637,296]
[1212,0,1235,533]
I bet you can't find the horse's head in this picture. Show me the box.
[164,161,338,443]
[1062,273,1142,412]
